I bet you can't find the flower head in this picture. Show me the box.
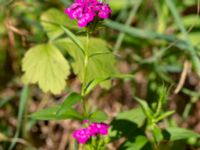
[65,0,112,28]
[73,120,109,144]
[89,122,109,135]
[73,122,110,144]
[73,128,91,144]
[88,122,99,136]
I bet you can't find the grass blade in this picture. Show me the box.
[114,0,143,52]
[9,86,29,150]
[165,0,200,76]
[104,19,189,50]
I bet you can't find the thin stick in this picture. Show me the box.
[174,61,191,94]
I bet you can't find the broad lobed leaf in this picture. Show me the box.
[55,37,118,89]
[22,44,70,94]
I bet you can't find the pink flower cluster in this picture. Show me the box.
[73,122,109,144]
[65,0,112,28]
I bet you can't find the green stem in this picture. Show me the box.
[81,31,90,116]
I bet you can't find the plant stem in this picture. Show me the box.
[81,31,90,116]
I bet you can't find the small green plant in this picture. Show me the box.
[108,86,200,150]
[21,0,133,149]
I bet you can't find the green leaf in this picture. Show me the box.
[89,111,108,122]
[163,128,200,141]
[84,74,134,95]
[104,19,189,51]
[56,92,82,115]
[134,97,153,120]
[22,44,70,94]
[155,86,169,117]
[40,8,78,40]
[61,26,85,54]
[119,135,149,150]
[55,37,118,89]
[31,105,84,121]
[165,0,200,77]
[155,110,174,122]
[109,113,146,141]
[116,107,146,127]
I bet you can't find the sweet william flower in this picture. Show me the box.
[98,4,111,19]
[88,123,99,136]
[73,122,109,144]
[65,0,112,28]
[97,123,109,135]
[88,122,109,136]
[73,128,91,144]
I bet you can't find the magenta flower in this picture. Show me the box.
[73,122,109,144]
[65,0,112,28]
[97,123,109,135]
[88,123,99,136]
[88,122,109,136]
[73,128,91,144]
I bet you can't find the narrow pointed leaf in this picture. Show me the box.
[31,105,84,121]
[163,128,200,141]
[156,111,174,122]
[85,74,134,95]
[134,97,153,120]
[56,92,82,115]
[89,111,108,122]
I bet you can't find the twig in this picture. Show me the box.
[174,61,191,94]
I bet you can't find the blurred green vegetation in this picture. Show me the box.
[0,0,200,149]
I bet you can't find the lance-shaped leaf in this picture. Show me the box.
[163,128,200,141]
[31,105,84,121]
[89,111,108,122]
[155,110,174,122]
[22,44,70,94]
[134,97,153,120]
[84,74,134,95]
[56,92,82,115]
